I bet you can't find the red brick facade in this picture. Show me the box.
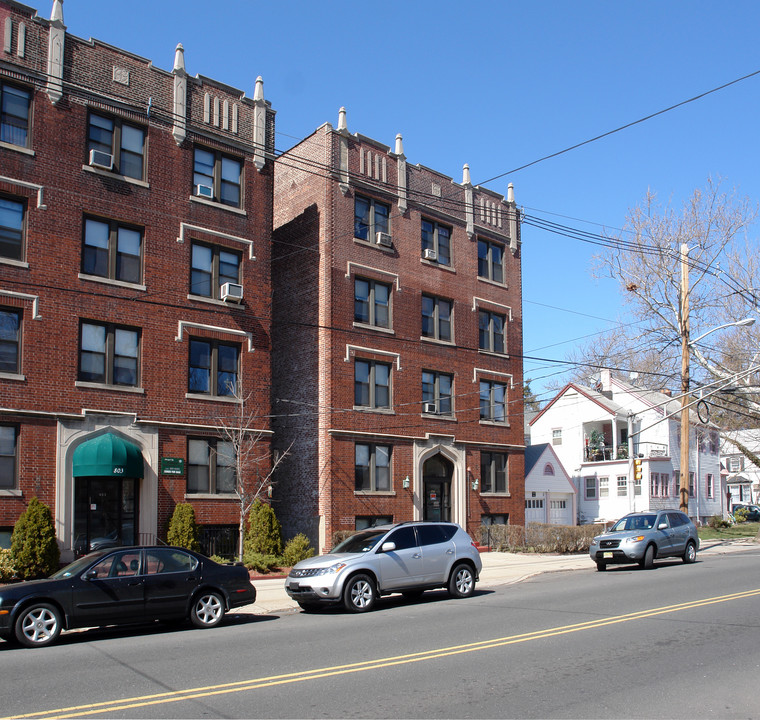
[0,1,275,559]
[272,119,525,551]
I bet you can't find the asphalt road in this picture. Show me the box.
[2,548,760,719]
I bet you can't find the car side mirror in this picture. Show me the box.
[380,541,396,553]
[83,569,98,580]
[658,522,668,530]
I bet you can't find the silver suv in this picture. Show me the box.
[589,509,699,571]
[285,522,482,612]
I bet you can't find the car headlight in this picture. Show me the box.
[624,535,645,543]
[314,562,347,576]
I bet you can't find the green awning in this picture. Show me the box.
[72,433,144,478]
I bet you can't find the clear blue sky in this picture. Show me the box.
[58,0,760,403]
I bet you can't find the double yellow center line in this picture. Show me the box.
[7,587,760,719]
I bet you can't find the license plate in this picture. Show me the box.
[602,552,613,559]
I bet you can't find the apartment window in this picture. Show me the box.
[422,370,452,415]
[482,514,508,526]
[479,380,507,423]
[354,195,389,241]
[0,197,24,261]
[0,82,30,147]
[355,515,393,531]
[585,477,597,500]
[478,310,505,353]
[421,295,452,342]
[543,463,555,476]
[0,425,17,490]
[481,452,507,494]
[83,218,142,284]
[0,309,20,374]
[599,477,609,497]
[617,476,627,497]
[354,359,390,409]
[190,242,241,299]
[661,473,670,498]
[707,473,714,499]
[187,438,236,494]
[477,238,504,283]
[421,219,451,265]
[355,443,391,492]
[552,428,562,446]
[87,112,146,180]
[188,339,239,397]
[650,472,660,497]
[193,147,242,207]
[728,456,743,472]
[79,321,139,387]
[354,278,390,329]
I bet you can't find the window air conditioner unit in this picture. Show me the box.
[89,149,113,170]
[195,184,214,199]
[220,282,243,302]
[423,248,437,261]
[423,402,437,414]
[375,232,393,247]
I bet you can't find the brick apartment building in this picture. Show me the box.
[272,109,525,551]
[0,0,275,560]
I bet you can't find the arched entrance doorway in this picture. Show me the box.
[72,433,144,555]
[423,454,453,522]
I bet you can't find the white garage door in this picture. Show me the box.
[549,496,573,525]
[525,497,544,524]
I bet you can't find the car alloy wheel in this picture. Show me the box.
[190,591,225,628]
[343,573,376,612]
[448,563,475,598]
[15,603,62,648]
[682,541,697,564]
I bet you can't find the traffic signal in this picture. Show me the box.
[633,457,643,480]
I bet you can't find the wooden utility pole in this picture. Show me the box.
[679,243,690,514]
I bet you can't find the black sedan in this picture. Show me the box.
[0,546,256,648]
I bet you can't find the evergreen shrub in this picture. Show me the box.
[11,497,60,579]
[167,503,201,551]
[282,533,315,567]
[244,500,283,557]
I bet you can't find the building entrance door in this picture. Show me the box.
[74,477,138,555]
[423,455,452,522]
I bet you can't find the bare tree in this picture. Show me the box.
[574,178,760,423]
[217,385,291,562]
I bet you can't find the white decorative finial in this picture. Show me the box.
[337,107,347,132]
[254,76,264,102]
[173,43,185,73]
[507,182,515,203]
[394,133,404,156]
[462,163,471,186]
[51,0,64,24]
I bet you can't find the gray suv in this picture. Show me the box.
[589,509,699,571]
[285,522,482,612]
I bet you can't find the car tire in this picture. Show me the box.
[14,603,62,648]
[448,563,476,598]
[682,541,697,564]
[342,573,376,613]
[190,591,225,628]
[596,561,607,572]
[640,544,655,570]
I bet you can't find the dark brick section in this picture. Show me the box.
[273,125,525,550]
[0,1,274,557]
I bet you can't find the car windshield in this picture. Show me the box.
[610,514,657,531]
[50,553,107,579]
[332,529,388,553]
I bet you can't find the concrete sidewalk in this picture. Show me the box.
[235,538,757,616]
